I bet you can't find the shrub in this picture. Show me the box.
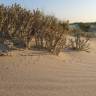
[68,30,90,52]
[0,4,69,55]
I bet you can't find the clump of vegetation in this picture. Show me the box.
[0,4,69,55]
[0,4,91,56]
[43,17,69,55]
[68,29,90,52]
[78,23,90,32]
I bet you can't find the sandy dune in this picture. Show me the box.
[0,39,96,96]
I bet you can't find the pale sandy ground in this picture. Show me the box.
[0,39,96,96]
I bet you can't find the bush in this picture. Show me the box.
[44,18,69,55]
[68,30,90,52]
[0,4,69,55]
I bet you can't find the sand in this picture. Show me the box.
[0,39,96,96]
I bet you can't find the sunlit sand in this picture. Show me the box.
[0,39,96,96]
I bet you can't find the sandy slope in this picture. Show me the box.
[0,39,96,96]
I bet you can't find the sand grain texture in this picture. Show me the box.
[0,39,96,96]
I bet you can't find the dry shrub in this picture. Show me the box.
[0,4,69,55]
[43,18,69,55]
[68,30,90,52]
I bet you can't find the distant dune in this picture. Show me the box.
[0,39,96,96]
